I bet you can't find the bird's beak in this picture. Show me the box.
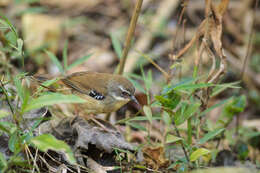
[131,95,140,105]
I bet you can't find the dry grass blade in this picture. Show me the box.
[137,50,170,81]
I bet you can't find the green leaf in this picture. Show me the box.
[45,50,64,74]
[14,74,25,103]
[143,106,152,124]
[127,78,145,93]
[24,93,86,112]
[211,81,240,97]
[170,62,182,69]
[5,31,17,46]
[166,134,183,144]
[8,155,28,167]
[0,13,18,40]
[117,116,161,124]
[35,77,60,93]
[173,83,214,91]
[30,134,76,164]
[162,111,171,126]
[217,95,247,128]
[8,131,20,153]
[198,128,225,145]
[175,102,200,126]
[199,97,233,117]
[162,78,195,94]
[17,38,23,55]
[126,122,147,131]
[0,122,17,134]
[127,73,143,81]
[225,95,246,114]
[127,116,161,122]
[67,54,92,70]
[190,148,211,162]
[110,32,122,58]
[236,142,249,160]
[155,90,181,109]
[0,153,7,172]
[0,110,9,119]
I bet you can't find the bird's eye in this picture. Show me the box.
[121,91,130,97]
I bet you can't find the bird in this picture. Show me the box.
[31,71,138,116]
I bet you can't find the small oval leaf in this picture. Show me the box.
[30,134,76,164]
[143,105,153,124]
[166,134,183,144]
[190,148,211,162]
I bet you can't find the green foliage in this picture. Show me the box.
[0,13,24,66]
[143,105,153,124]
[67,53,92,70]
[0,10,254,172]
[45,50,65,74]
[0,110,9,119]
[126,122,147,132]
[190,148,211,162]
[198,128,225,145]
[110,31,123,58]
[0,153,7,172]
[174,102,200,126]
[30,134,76,164]
[0,122,17,135]
[155,90,181,110]
[23,93,86,113]
[45,42,92,75]
[0,15,94,170]
[216,95,246,128]
[235,142,249,160]
[166,134,183,144]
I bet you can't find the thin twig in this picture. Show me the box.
[136,50,170,81]
[240,0,258,78]
[171,0,189,54]
[118,0,143,75]
[172,119,190,163]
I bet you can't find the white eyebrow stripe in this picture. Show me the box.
[118,85,130,94]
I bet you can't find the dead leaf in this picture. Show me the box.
[142,146,169,170]
[37,117,134,153]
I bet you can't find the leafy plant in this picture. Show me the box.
[45,41,92,75]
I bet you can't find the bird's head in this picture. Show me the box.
[107,76,138,105]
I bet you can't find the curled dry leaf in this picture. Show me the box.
[37,116,134,153]
[142,146,169,170]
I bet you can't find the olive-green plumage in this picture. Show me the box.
[33,71,136,114]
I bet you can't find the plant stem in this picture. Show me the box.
[118,0,143,75]
[0,79,15,114]
[172,119,190,162]
[187,118,192,145]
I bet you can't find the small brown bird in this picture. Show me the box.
[32,71,138,115]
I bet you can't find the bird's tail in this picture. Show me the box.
[28,75,59,92]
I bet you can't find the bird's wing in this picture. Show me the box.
[61,71,108,96]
